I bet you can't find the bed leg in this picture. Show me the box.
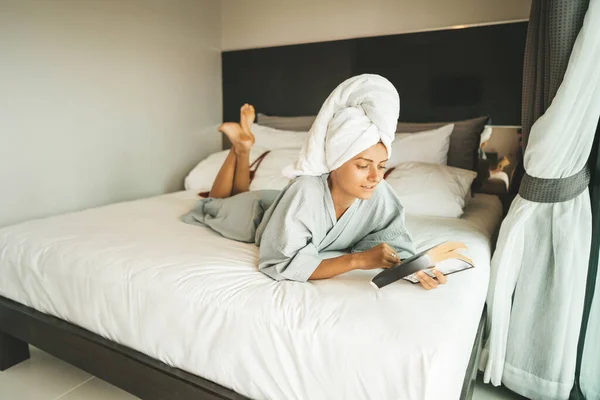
[0,330,30,371]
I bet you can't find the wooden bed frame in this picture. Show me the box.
[0,296,487,399]
[0,296,247,400]
[0,21,523,400]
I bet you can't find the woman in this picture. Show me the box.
[183,75,447,290]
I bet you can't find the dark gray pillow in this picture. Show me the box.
[257,113,316,131]
[396,116,490,172]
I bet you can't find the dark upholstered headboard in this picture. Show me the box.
[222,21,527,135]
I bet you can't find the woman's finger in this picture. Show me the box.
[381,258,395,269]
[423,271,439,288]
[417,271,436,290]
[417,273,432,290]
[419,271,439,289]
[432,268,447,284]
[386,251,400,265]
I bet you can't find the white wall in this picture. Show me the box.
[221,0,531,50]
[0,0,222,227]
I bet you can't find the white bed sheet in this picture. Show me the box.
[0,191,502,400]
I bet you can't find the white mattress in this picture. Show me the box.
[0,191,502,400]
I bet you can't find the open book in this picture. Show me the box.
[371,242,474,289]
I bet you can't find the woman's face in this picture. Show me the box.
[330,142,388,200]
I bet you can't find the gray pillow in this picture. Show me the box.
[257,113,316,131]
[257,113,488,172]
[396,116,489,172]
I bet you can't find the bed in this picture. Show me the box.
[0,21,524,400]
[0,188,502,399]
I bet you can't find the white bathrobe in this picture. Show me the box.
[181,74,412,281]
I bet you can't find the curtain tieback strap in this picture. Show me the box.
[519,166,591,203]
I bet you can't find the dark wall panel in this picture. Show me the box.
[222,41,355,123]
[222,22,527,126]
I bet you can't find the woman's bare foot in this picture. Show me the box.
[240,104,256,136]
[218,122,254,153]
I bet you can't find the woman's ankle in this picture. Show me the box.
[233,146,250,158]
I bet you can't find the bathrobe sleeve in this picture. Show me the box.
[351,183,416,260]
[256,179,324,282]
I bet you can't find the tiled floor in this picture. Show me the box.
[0,347,528,400]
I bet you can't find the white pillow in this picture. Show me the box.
[251,123,308,152]
[185,123,305,191]
[184,123,452,192]
[249,148,298,191]
[385,162,476,218]
[388,124,454,167]
[252,123,452,166]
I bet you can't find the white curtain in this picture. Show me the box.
[581,249,600,399]
[480,1,600,399]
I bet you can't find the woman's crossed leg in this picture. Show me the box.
[209,104,256,198]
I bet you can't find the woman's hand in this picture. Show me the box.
[416,268,447,290]
[311,243,400,280]
[357,243,401,270]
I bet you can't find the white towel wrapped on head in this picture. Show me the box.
[283,74,400,178]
